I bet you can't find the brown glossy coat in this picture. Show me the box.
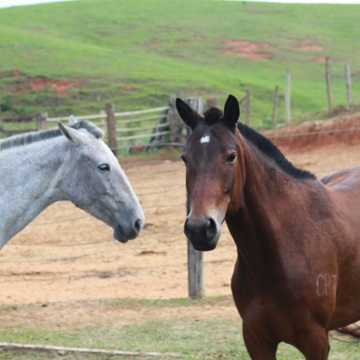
[176,95,360,359]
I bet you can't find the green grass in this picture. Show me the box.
[0,0,360,127]
[0,297,360,359]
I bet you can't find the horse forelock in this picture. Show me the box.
[203,108,223,125]
[0,120,103,151]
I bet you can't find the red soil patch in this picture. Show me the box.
[296,41,325,52]
[8,69,84,97]
[219,39,273,60]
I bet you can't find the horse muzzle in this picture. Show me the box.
[184,216,221,251]
[113,217,143,243]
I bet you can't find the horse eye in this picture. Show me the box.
[226,152,236,163]
[98,163,110,171]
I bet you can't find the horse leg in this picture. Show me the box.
[242,323,278,360]
[295,326,330,360]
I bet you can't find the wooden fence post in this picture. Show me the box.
[106,103,117,156]
[326,57,333,115]
[272,86,279,126]
[245,87,251,126]
[99,110,106,132]
[36,112,48,130]
[187,194,204,299]
[169,90,185,143]
[206,97,219,110]
[345,64,352,110]
[168,97,178,143]
[285,69,291,124]
[186,201,205,299]
[185,96,204,299]
[187,252,204,298]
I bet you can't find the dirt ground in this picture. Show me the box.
[1,112,360,328]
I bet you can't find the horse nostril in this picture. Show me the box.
[134,219,142,234]
[206,217,217,240]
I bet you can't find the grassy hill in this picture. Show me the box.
[0,0,360,128]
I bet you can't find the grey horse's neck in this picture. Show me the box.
[0,137,69,248]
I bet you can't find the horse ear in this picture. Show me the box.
[223,94,240,131]
[58,122,87,145]
[176,98,202,129]
[68,114,78,126]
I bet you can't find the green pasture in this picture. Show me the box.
[0,297,359,359]
[0,0,360,127]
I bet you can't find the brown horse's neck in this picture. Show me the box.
[226,134,318,278]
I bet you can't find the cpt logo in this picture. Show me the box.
[316,273,337,297]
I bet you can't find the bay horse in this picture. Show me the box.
[176,94,360,359]
[0,117,144,249]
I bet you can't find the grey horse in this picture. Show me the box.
[0,117,144,249]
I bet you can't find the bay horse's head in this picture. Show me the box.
[176,95,244,251]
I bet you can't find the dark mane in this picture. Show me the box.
[0,120,104,151]
[237,123,316,180]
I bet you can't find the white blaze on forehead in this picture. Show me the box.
[200,135,210,144]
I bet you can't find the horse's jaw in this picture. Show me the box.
[74,199,144,244]
[113,224,129,243]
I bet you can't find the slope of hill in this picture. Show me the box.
[0,0,360,127]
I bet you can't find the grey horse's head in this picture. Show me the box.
[58,120,144,242]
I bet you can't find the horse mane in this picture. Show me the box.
[237,123,316,180]
[0,120,104,151]
[203,108,316,180]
